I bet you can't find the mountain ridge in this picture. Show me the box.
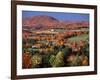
[22,15,89,30]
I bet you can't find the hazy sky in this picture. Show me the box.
[22,11,89,22]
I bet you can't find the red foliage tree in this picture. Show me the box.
[22,53,32,68]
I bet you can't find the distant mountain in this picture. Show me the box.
[22,15,89,30]
[23,15,60,29]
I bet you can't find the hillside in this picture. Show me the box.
[22,15,89,30]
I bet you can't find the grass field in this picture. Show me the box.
[68,34,89,42]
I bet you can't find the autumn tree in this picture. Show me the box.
[31,54,42,68]
[22,53,32,68]
[49,51,65,67]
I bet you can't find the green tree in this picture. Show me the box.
[49,55,56,66]
[42,54,51,67]
[82,43,89,57]
[31,54,42,68]
[49,51,65,67]
[62,46,72,56]
[27,39,36,45]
